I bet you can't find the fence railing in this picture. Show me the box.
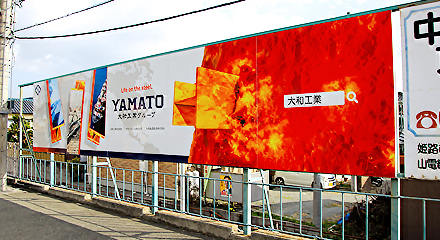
[7,152,439,240]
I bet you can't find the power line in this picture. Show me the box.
[15,0,116,32]
[15,0,246,40]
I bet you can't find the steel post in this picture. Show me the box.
[92,156,97,197]
[351,175,358,192]
[313,173,322,229]
[17,87,23,180]
[152,160,159,214]
[243,168,251,235]
[391,178,400,240]
[50,153,54,186]
[179,163,185,212]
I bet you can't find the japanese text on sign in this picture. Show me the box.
[417,142,440,170]
[284,91,345,108]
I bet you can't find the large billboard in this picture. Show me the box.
[402,1,440,179]
[33,10,396,177]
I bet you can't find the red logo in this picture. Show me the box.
[416,111,438,129]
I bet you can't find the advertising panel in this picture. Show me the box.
[47,79,64,143]
[67,82,85,155]
[188,11,395,177]
[88,68,107,141]
[220,175,233,197]
[47,79,64,129]
[78,50,202,161]
[34,81,56,152]
[33,72,92,153]
[33,11,396,177]
[402,1,440,179]
[33,80,65,153]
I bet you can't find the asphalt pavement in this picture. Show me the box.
[0,186,220,240]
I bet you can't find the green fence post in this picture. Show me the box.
[179,163,185,212]
[50,153,54,187]
[243,168,251,235]
[152,160,159,214]
[391,178,400,240]
[92,156,97,197]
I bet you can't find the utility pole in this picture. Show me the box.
[0,0,14,191]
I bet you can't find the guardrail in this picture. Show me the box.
[7,153,438,240]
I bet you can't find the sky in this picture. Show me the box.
[11,0,416,98]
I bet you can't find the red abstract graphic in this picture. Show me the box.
[189,11,395,177]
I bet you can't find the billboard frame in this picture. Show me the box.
[20,0,437,180]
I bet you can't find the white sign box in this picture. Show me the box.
[402,1,440,179]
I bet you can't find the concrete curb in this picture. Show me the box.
[156,210,239,239]
[89,196,150,219]
[11,179,312,240]
[47,188,91,203]
[19,180,50,193]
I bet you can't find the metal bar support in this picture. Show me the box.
[391,178,400,240]
[152,160,159,214]
[423,199,426,240]
[105,157,120,199]
[243,168,251,235]
[180,163,185,212]
[50,153,54,186]
[18,87,23,179]
[92,156,97,197]
[260,169,273,229]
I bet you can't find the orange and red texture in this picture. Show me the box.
[195,67,239,129]
[189,11,395,177]
[173,81,197,126]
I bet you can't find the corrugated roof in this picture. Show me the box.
[8,98,33,114]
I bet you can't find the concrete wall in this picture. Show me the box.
[98,158,177,190]
[401,178,440,240]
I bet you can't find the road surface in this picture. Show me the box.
[0,186,220,240]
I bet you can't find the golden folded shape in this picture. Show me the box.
[173,81,196,126]
[195,67,238,129]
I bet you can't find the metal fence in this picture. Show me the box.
[6,152,439,240]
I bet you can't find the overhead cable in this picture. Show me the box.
[15,0,26,8]
[15,0,246,39]
[15,0,116,32]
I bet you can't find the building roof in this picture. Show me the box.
[8,98,33,114]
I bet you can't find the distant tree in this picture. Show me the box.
[7,114,33,148]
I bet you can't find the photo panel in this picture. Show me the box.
[67,89,85,155]
[88,68,108,141]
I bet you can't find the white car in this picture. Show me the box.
[273,171,336,189]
